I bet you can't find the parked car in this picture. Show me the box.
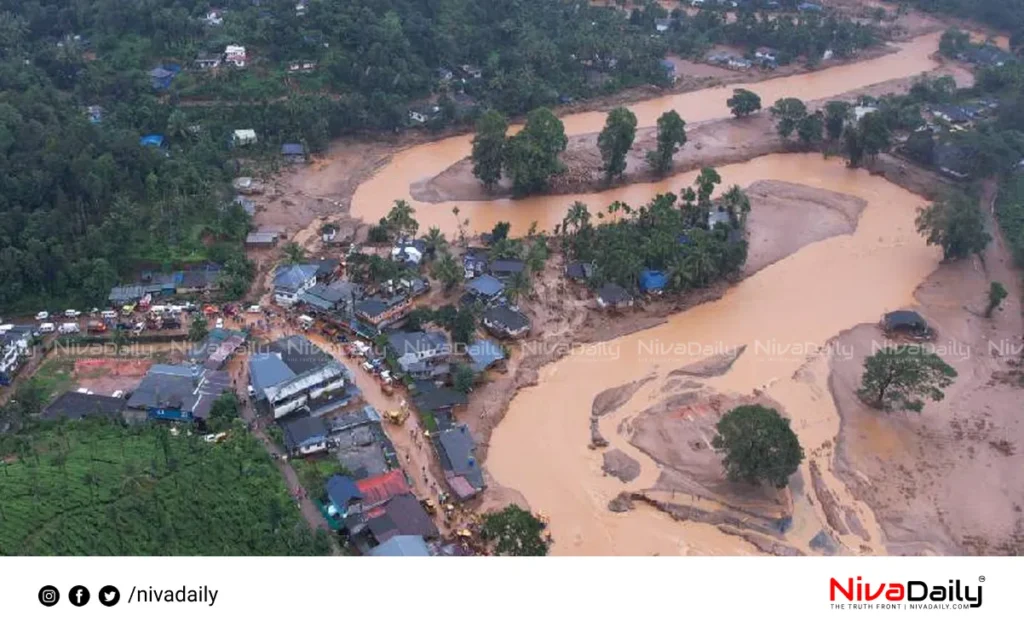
[39,322,56,333]
[215,317,224,329]
[162,319,181,330]
[247,304,261,313]
[35,311,50,321]
[111,390,125,399]
[86,321,108,334]
[58,322,81,335]
[101,310,117,320]
[64,309,81,318]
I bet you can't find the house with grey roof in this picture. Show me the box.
[370,534,431,556]
[464,273,505,304]
[273,264,319,306]
[596,283,633,310]
[41,391,126,422]
[482,305,531,339]
[438,424,485,500]
[248,336,347,419]
[281,415,329,456]
[466,338,506,373]
[488,259,526,279]
[297,280,361,318]
[125,364,231,424]
[387,331,452,379]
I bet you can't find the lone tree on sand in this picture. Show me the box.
[481,504,548,556]
[915,190,990,260]
[985,282,1008,318]
[858,345,957,412]
[711,405,804,489]
[598,106,638,181]
[646,109,687,175]
[727,88,762,118]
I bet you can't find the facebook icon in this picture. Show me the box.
[69,586,90,607]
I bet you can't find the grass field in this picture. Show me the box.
[0,418,332,555]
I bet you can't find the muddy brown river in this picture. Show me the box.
[348,32,946,554]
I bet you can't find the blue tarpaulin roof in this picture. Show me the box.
[140,134,165,148]
[326,475,363,513]
[639,269,667,292]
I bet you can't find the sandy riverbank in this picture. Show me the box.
[412,61,972,205]
[829,182,1024,555]
[465,178,868,471]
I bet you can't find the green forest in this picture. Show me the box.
[0,414,331,555]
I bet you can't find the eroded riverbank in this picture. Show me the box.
[486,156,940,555]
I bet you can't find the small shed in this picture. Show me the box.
[596,283,634,310]
[281,143,307,163]
[232,129,257,146]
[882,310,931,338]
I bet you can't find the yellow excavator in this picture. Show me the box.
[383,400,410,426]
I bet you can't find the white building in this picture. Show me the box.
[232,129,257,146]
[249,336,348,420]
[225,45,247,68]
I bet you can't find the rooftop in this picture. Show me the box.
[466,338,505,373]
[466,274,505,298]
[273,264,319,292]
[125,364,230,420]
[40,391,126,421]
[369,535,430,556]
[438,424,484,491]
[356,470,411,507]
[281,415,328,451]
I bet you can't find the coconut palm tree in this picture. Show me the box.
[423,226,447,260]
[279,241,306,265]
[386,200,419,237]
[505,271,532,305]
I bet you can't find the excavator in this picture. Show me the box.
[382,400,410,426]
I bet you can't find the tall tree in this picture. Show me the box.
[598,106,638,181]
[727,89,762,118]
[386,200,419,237]
[915,191,991,260]
[797,112,824,145]
[858,346,957,412]
[824,101,852,141]
[646,110,687,175]
[771,97,808,139]
[711,405,804,489]
[503,107,567,196]
[471,109,509,189]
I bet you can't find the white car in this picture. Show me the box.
[64,309,81,318]
[247,304,261,313]
[215,318,224,329]
[58,322,81,334]
[111,390,125,399]
[247,384,256,397]
[101,310,117,320]
[35,311,50,321]
[38,322,56,333]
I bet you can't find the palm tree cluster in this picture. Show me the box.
[558,170,749,292]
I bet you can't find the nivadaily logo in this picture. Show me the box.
[830,576,984,610]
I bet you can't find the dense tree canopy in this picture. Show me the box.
[915,190,991,260]
[503,107,567,196]
[598,106,637,181]
[480,504,548,556]
[711,404,804,489]
[727,88,762,118]
[646,109,686,175]
[858,345,958,412]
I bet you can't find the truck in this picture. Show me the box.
[86,320,108,334]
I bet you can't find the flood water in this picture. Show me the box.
[350,32,941,235]
[346,32,947,554]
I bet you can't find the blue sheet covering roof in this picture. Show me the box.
[639,268,667,292]
[326,475,363,514]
